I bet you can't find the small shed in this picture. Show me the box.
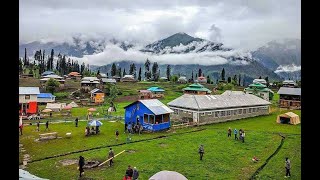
[45,103,66,112]
[276,112,300,125]
[90,88,105,104]
[37,93,56,103]
[148,86,165,98]
[124,99,173,132]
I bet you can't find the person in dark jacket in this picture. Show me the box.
[132,167,139,180]
[198,145,204,160]
[234,128,238,140]
[126,165,133,178]
[125,123,128,133]
[45,121,49,131]
[108,148,115,166]
[36,121,40,132]
[227,127,231,137]
[78,155,85,177]
[285,157,291,178]
[115,129,119,140]
[75,117,79,127]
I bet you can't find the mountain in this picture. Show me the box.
[20,32,283,82]
[141,32,231,54]
[252,39,301,80]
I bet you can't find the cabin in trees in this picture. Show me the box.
[183,83,212,95]
[121,75,136,82]
[277,87,301,109]
[282,80,297,88]
[19,87,40,115]
[244,82,274,101]
[90,88,105,104]
[124,99,173,132]
[197,76,207,84]
[148,87,165,98]
[40,75,65,88]
[68,72,82,80]
[101,78,117,85]
[81,77,100,90]
[167,91,271,125]
[253,79,267,85]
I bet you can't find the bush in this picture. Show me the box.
[55,92,69,99]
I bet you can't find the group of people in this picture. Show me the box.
[228,127,245,143]
[125,122,143,135]
[123,165,139,180]
[85,126,100,136]
[35,120,50,132]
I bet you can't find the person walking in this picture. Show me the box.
[198,145,204,160]
[19,124,23,135]
[139,124,143,135]
[227,127,231,137]
[132,167,139,180]
[108,148,115,167]
[49,112,52,118]
[126,165,134,178]
[78,155,85,177]
[36,121,40,132]
[234,128,238,140]
[241,131,245,143]
[239,129,243,141]
[75,117,79,127]
[45,121,49,131]
[115,129,119,140]
[125,123,128,133]
[285,157,291,178]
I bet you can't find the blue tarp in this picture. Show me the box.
[37,93,55,98]
[147,87,165,92]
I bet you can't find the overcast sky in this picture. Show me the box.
[20,0,300,50]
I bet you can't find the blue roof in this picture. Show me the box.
[37,93,56,98]
[147,86,165,92]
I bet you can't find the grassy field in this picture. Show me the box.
[20,109,300,179]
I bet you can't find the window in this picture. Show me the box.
[174,109,179,115]
[200,112,205,116]
[155,115,162,124]
[183,111,187,113]
[227,110,231,116]
[221,111,225,117]
[25,95,30,100]
[144,114,149,123]
[215,111,220,117]
[233,110,237,115]
[207,112,212,115]
[243,109,247,114]
[149,115,155,124]
[238,109,242,114]
[163,114,169,122]
[188,111,192,114]
[248,108,252,113]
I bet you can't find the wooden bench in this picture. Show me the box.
[39,132,58,140]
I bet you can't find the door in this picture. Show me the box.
[193,112,198,123]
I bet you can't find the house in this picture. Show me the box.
[253,79,267,85]
[41,71,55,77]
[147,86,165,98]
[159,77,168,81]
[276,112,300,125]
[40,75,65,87]
[101,78,116,85]
[121,75,136,82]
[90,88,105,104]
[45,103,66,112]
[37,93,56,104]
[138,90,152,99]
[282,80,297,88]
[183,83,212,95]
[124,99,173,132]
[178,76,187,83]
[244,82,274,101]
[81,77,100,90]
[68,72,82,80]
[112,76,121,82]
[277,87,301,109]
[167,91,271,125]
[197,76,207,84]
[19,87,40,115]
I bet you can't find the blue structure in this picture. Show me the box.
[37,93,56,103]
[124,99,173,132]
[147,86,165,92]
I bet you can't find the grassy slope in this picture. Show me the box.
[21,110,300,180]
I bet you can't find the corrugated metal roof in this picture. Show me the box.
[101,78,116,83]
[140,99,173,115]
[82,77,99,81]
[285,112,299,117]
[42,75,63,79]
[277,87,301,96]
[41,71,55,76]
[19,87,40,95]
[124,99,173,115]
[253,79,267,84]
[81,81,100,84]
[90,88,103,93]
[147,87,165,92]
[168,91,271,110]
[37,93,55,98]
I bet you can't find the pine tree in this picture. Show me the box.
[138,67,142,81]
[144,59,151,80]
[166,65,171,81]
[238,74,241,86]
[191,70,194,80]
[123,68,126,77]
[111,63,117,76]
[207,75,211,84]
[265,76,269,87]
[24,48,28,66]
[152,62,159,81]
[221,68,225,81]
[227,77,231,83]
[259,76,262,79]
[233,75,237,85]
[19,58,23,75]
[118,67,122,78]
[198,68,202,77]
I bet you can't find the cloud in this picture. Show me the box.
[274,64,301,73]
[71,42,251,66]
[20,0,300,50]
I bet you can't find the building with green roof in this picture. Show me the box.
[244,82,274,101]
[182,83,212,95]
